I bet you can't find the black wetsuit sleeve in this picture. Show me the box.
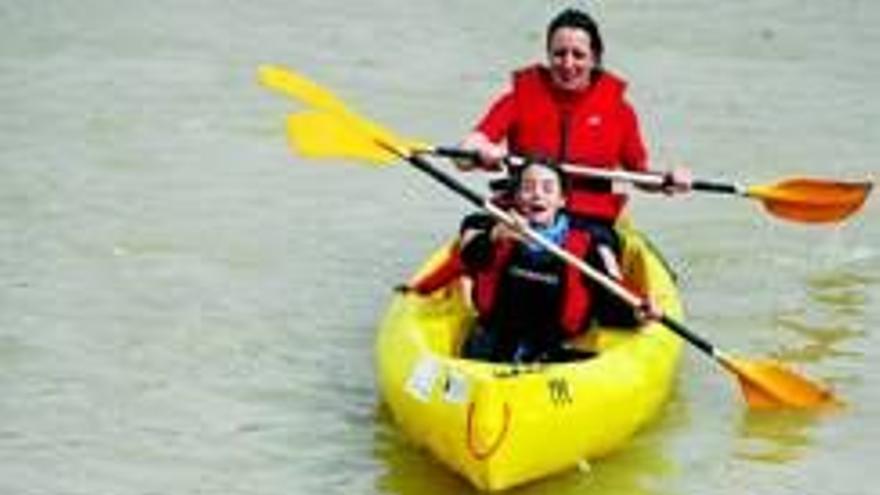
[593,285,640,328]
[583,268,640,328]
[459,213,497,270]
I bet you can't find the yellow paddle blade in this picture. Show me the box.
[720,356,841,410]
[286,111,399,165]
[259,64,351,115]
[259,65,425,159]
[747,178,873,223]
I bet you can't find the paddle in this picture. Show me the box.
[284,109,871,225]
[259,64,841,410]
[429,148,873,224]
[259,64,871,224]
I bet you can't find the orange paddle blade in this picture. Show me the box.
[747,178,873,223]
[719,356,841,410]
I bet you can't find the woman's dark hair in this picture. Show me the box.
[546,8,604,65]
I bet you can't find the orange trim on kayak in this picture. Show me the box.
[467,401,512,461]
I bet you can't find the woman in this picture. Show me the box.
[459,8,690,283]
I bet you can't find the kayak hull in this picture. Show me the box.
[375,228,684,491]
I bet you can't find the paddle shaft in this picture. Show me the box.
[429,147,872,224]
[512,206,723,359]
[658,315,714,356]
[405,150,485,207]
[399,152,838,409]
[260,63,869,224]
[402,150,728,352]
[432,146,745,195]
[400,149,839,409]
[262,64,842,408]
[405,152,634,298]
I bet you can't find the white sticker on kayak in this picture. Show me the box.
[406,357,441,402]
[443,370,469,404]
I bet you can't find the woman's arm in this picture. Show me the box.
[457,91,516,170]
[621,101,692,194]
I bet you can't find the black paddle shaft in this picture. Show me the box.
[691,180,740,195]
[432,146,480,162]
[433,146,749,197]
[408,151,722,361]
[405,152,485,208]
[659,314,714,356]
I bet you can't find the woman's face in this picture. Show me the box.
[547,27,595,92]
[516,166,566,227]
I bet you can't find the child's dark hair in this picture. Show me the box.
[512,161,568,194]
[546,8,604,66]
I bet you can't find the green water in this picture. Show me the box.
[1,1,878,494]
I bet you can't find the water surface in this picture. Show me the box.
[1,1,878,494]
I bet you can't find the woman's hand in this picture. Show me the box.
[660,165,693,195]
[457,132,507,171]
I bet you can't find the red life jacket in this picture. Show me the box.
[409,242,464,294]
[509,65,647,220]
[472,229,593,337]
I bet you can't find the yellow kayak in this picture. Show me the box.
[375,226,684,491]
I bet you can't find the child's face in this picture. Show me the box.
[516,165,566,226]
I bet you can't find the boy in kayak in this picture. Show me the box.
[399,161,654,363]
